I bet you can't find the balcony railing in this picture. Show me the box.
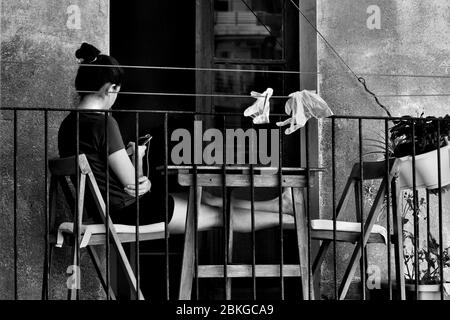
[1,107,449,301]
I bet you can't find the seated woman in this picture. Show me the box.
[58,43,296,234]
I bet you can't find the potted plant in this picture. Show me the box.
[390,114,450,190]
[401,191,450,300]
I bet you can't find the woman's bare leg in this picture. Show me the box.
[168,193,222,234]
[168,193,294,235]
[202,188,296,214]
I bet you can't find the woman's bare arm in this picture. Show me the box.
[108,148,151,196]
[109,149,138,186]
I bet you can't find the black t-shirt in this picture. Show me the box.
[58,112,135,211]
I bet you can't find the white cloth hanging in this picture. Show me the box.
[276,90,333,135]
[244,88,273,125]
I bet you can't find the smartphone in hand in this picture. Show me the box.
[126,134,152,156]
[138,134,152,146]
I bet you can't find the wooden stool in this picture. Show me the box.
[176,167,314,300]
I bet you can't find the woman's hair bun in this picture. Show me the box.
[76,43,101,63]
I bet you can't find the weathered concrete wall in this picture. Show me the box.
[318,0,450,298]
[2,0,450,301]
[0,0,109,299]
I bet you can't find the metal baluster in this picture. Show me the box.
[426,190,431,282]
[13,110,18,300]
[105,111,111,300]
[278,119,285,300]
[436,119,444,300]
[222,115,229,300]
[43,110,50,300]
[250,155,256,300]
[194,162,199,300]
[358,119,366,300]
[331,118,338,299]
[385,120,392,300]
[411,120,419,299]
[164,113,170,300]
[134,112,141,300]
[305,121,312,299]
[74,110,80,300]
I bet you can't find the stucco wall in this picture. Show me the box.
[318,0,450,298]
[2,0,450,301]
[0,0,109,300]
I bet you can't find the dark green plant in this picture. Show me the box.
[390,114,450,158]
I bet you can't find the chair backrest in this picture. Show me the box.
[48,154,95,232]
[348,158,399,181]
[49,154,143,298]
[49,154,92,177]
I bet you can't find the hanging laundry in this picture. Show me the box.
[244,88,273,125]
[276,90,333,135]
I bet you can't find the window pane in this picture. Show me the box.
[213,64,285,116]
[214,0,284,60]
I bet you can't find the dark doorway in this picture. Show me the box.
[110,0,196,140]
[110,0,196,301]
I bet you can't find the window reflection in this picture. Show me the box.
[214,0,284,60]
[214,64,284,115]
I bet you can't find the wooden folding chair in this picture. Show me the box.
[312,159,405,300]
[42,155,167,300]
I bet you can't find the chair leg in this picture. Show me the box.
[86,172,144,300]
[354,181,369,298]
[338,179,387,300]
[391,179,406,300]
[179,186,203,300]
[292,188,313,300]
[67,245,79,300]
[87,246,117,300]
[312,241,328,276]
[312,179,355,278]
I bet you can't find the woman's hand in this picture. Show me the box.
[124,176,151,197]
[126,142,147,158]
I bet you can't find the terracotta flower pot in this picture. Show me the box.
[398,145,450,190]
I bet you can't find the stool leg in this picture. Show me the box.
[292,188,312,300]
[226,190,233,300]
[225,226,233,300]
[179,186,202,300]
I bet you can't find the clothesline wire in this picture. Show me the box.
[288,0,392,117]
[1,59,315,75]
[76,90,295,99]
[76,89,450,99]
[4,59,450,79]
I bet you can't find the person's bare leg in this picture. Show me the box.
[168,193,295,234]
[202,188,296,214]
[168,193,223,234]
[230,207,295,232]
